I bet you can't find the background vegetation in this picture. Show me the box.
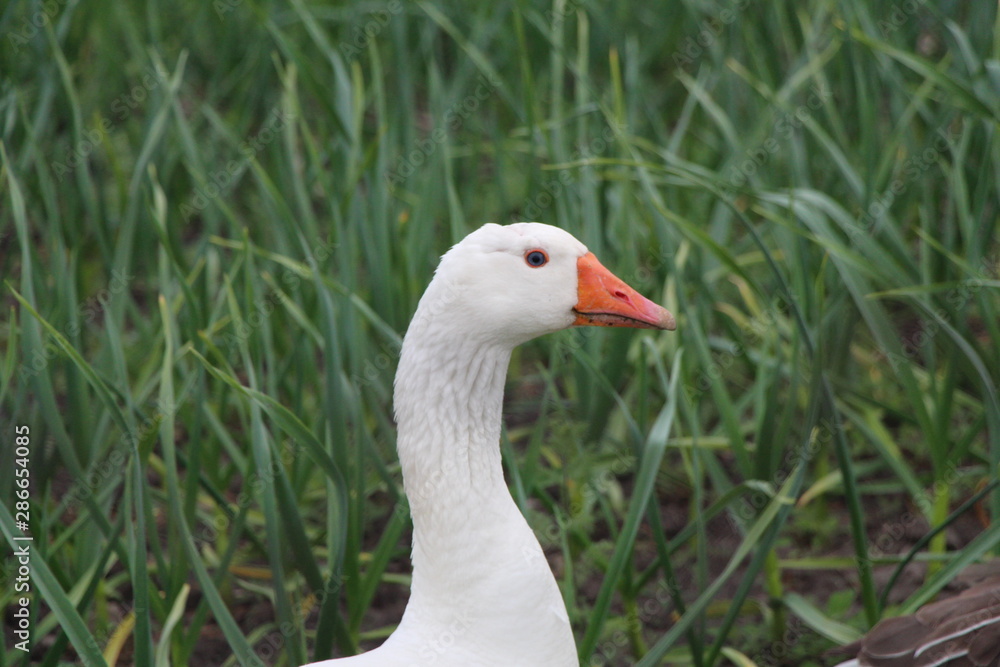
[2,0,998,665]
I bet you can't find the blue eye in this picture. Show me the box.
[525,250,548,267]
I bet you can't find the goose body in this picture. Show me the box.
[832,576,1000,667]
[304,223,675,666]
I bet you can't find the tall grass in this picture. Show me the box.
[2,0,998,665]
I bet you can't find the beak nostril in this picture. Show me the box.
[613,290,629,301]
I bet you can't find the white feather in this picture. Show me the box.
[304,223,588,666]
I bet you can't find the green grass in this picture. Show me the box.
[2,0,999,665]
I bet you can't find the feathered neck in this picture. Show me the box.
[391,282,530,611]
[382,276,577,666]
[393,326,512,516]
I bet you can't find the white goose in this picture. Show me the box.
[305,222,675,666]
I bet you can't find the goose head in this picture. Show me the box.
[312,223,675,667]
[416,222,676,348]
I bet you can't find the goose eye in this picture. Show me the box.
[525,250,548,267]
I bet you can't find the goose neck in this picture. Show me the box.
[394,331,513,516]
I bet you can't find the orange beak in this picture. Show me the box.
[573,253,676,330]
